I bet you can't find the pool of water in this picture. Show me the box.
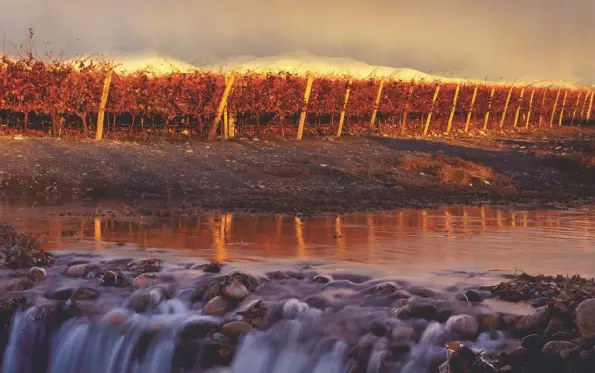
[2,202,595,280]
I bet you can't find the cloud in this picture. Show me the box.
[1,0,593,83]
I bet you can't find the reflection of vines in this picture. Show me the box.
[1,54,592,139]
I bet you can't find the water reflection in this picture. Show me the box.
[3,205,595,277]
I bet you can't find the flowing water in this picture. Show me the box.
[1,202,595,373]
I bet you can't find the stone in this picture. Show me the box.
[369,321,387,337]
[515,307,549,332]
[521,334,544,352]
[29,267,47,281]
[222,321,252,338]
[576,298,595,339]
[221,278,251,300]
[203,296,232,316]
[390,306,411,320]
[463,289,484,302]
[543,341,577,357]
[532,296,550,308]
[132,273,160,289]
[445,314,479,339]
[408,297,437,319]
[312,274,333,284]
[65,264,88,277]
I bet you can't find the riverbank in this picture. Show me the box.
[1,127,595,218]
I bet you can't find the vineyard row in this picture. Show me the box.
[1,56,594,140]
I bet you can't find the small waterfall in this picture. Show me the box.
[1,303,223,373]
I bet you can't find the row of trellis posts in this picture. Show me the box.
[92,71,595,141]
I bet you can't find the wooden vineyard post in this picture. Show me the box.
[549,90,561,127]
[400,84,415,136]
[587,91,594,123]
[336,78,353,137]
[482,86,496,131]
[525,89,535,129]
[512,87,525,128]
[423,84,440,136]
[208,73,235,140]
[94,69,113,141]
[445,83,460,134]
[499,87,514,129]
[570,91,583,126]
[579,91,590,124]
[228,113,236,137]
[223,109,229,139]
[368,78,385,134]
[538,90,548,127]
[296,75,314,141]
[557,90,568,126]
[464,84,479,133]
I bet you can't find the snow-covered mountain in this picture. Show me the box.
[64,49,587,89]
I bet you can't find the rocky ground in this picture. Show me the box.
[1,226,594,373]
[0,127,594,218]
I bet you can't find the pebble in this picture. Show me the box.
[542,341,577,357]
[576,298,595,339]
[515,307,549,331]
[66,264,88,277]
[222,321,253,338]
[312,274,333,284]
[132,273,161,289]
[203,296,232,316]
[222,278,251,300]
[408,297,437,319]
[531,296,550,308]
[463,289,484,302]
[445,314,479,339]
[390,306,411,320]
[369,321,387,337]
[521,334,544,352]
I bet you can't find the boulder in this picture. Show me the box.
[576,298,595,339]
[445,314,479,339]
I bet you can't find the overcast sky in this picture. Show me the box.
[2,0,594,83]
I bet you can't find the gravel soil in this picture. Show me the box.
[0,127,594,218]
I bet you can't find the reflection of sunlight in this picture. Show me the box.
[445,209,452,238]
[211,216,228,262]
[480,206,486,232]
[335,216,345,259]
[94,218,102,251]
[295,217,306,258]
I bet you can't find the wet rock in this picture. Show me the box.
[369,321,388,337]
[304,294,332,310]
[132,273,161,289]
[29,267,47,281]
[515,307,549,333]
[99,269,127,287]
[103,309,128,326]
[390,306,411,320]
[477,312,500,331]
[205,272,259,302]
[65,264,88,277]
[179,318,221,340]
[521,334,544,352]
[576,298,595,339]
[312,274,333,284]
[456,289,485,303]
[543,341,577,361]
[222,320,252,338]
[221,278,250,300]
[72,287,100,301]
[0,225,54,268]
[191,262,224,273]
[369,282,398,295]
[408,297,437,319]
[544,318,566,341]
[440,342,497,373]
[445,315,479,339]
[532,296,550,308]
[203,296,232,316]
[504,346,529,362]
[127,258,163,273]
[234,299,266,328]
